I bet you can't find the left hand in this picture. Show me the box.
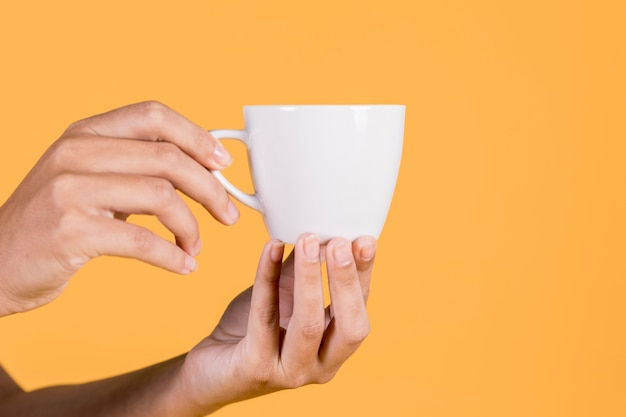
[177,234,376,414]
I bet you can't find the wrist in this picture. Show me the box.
[176,349,229,416]
[138,355,203,417]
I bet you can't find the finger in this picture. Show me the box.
[89,217,198,274]
[279,249,295,308]
[324,236,376,320]
[48,136,238,225]
[318,238,370,370]
[282,234,326,369]
[246,240,285,362]
[71,173,200,256]
[64,101,233,169]
[277,249,296,329]
[352,236,377,303]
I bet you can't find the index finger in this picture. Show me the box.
[246,240,285,362]
[63,101,232,170]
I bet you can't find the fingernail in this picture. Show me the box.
[213,142,233,167]
[332,240,353,267]
[359,241,376,262]
[269,240,284,263]
[303,233,320,262]
[227,200,240,223]
[184,254,198,274]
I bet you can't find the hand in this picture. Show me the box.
[0,235,375,416]
[0,101,239,316]
[178,234,376,414]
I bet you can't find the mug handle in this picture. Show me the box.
[209,129,264,213]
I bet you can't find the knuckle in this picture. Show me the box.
[256,303,279,327]
[282,374,302,389]
[336,275,354,289]
[343,321,370,347]
[63,117,90,135]
[149,178,178,205]
[285,378,302,390]
[298,321,325,342]
[48,173,80,205]
[41,174,85,244]
[284,372,317,389]
[154,141,182,165]
[54,208,85,245]
[140,100,169,126]
[47,137,81,170]
[130,227,155,252]
[314,370,338,385]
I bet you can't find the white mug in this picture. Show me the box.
[210,105,405,243]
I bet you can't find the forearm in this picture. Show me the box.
[0,355,211,417]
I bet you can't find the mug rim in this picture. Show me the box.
[243,104,405,109]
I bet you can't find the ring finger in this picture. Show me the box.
[68,172,200,256]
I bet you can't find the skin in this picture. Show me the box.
[0,102,377,416]
[0,101,237,315]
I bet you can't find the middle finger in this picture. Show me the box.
[49,136,239,225]
[282,234,326,370]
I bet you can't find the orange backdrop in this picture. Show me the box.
[1,1,625,416]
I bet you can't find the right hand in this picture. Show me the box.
[175,234,376,414]
[0,101,239,316]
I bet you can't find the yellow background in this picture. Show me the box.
[1,1,625,416]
